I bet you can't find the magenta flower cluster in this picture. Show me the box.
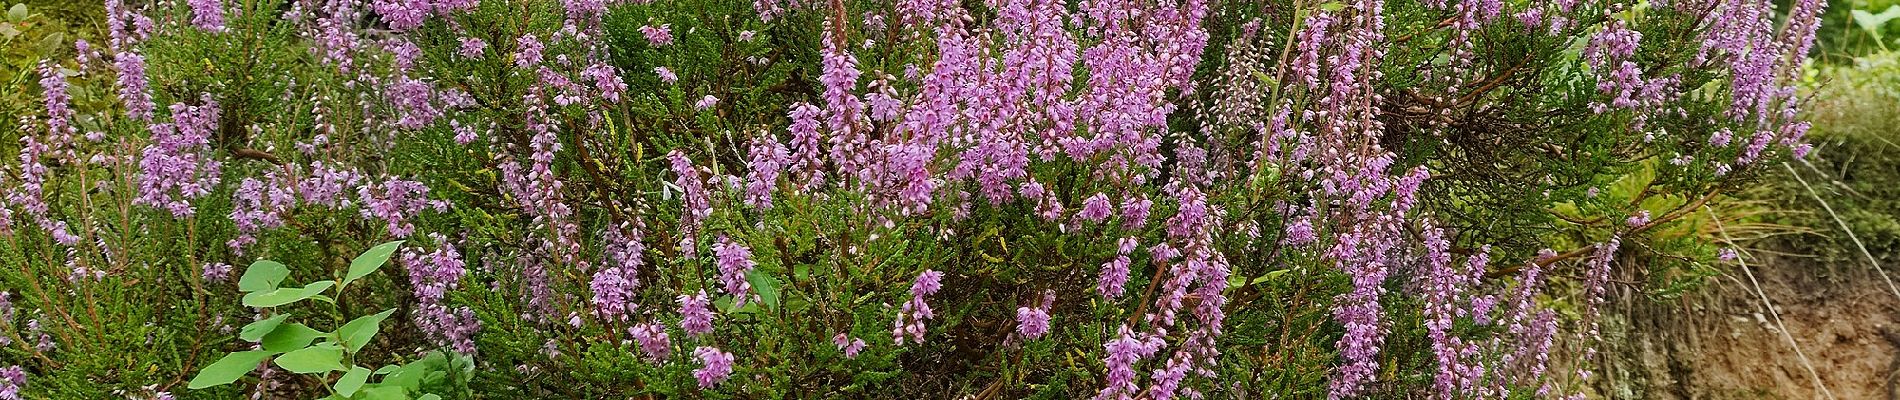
[0,0,1828,396]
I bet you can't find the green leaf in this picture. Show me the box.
[188,350,276,389]
[745,269,781,309]
[714,296,761,315]
[274,343,345,374]
[260,323,326,352]
[1852,6,1900,37]
[239,260,290,292]
[238,314,290,342]
[1252,70,1275,86]
[1316,1,1346,12]
[337,309,396,353]
[6,4,25,22]
[344,241,404,288]
[1253,269,1290,285]
[356,384,408,400]
[419,394,442,400]
[382,354,446,389]
[242,281,336,308]
[336,366,371,397]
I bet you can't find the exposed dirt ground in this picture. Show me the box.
[1606,253,1900,399]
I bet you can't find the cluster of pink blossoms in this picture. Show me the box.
[0,0,1829,395]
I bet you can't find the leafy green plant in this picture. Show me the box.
[1853,5,1900,51]
[188,241,471,399]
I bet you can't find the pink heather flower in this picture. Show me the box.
[592,225,646,320]
[1120,196,1153,230]
[695,95,719,110]
[1709,128,1733,147]
[818,29,867,172]
[458,37,487,58]
[893,270,945,345]
[562,0,607,21]
[356,177,446,238]
[754,0,784,21]
[400,237,478,353]
[670,150,711,252]
[786,102,825,189]
[386,39,422,71]
[227,172,295,252]
[911,270,943,297]
[582,63,626,103]
[745,135,790,209]
[1282,217,1317,246]
[1098,325,1162,399]
[655,66,678,83]
[370,0,429,30]
[188,0,225,31]
[679,290,714,336]
[38,61,74,139]
[451,121,480,145]
[1418,226,1486,398]
[299,162,363,207]
[114,52,154,121]
[1098,237,1138,298]
[1015,306,1050,339]
[1077,192,1112,222]
[0,365,21,400]
[629,322,671,360]
[387,77,441,129]
[641,24,674,46]
[711,236,757,303]
[833,333,867,358]
[136,96,224,217]
[692,346,734,388]
[202,262,233,282]
[515,35,544,68]
[1015,292,1054,340]
[1626,210,1651,227]
[1718,248,1739,262]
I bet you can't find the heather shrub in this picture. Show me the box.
[0,0,1827,398]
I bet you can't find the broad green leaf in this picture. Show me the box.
[381,355,444,389]
[242,281,336,308]
[1852,6,1900,36]
[6,4,25,22]
[188,350,276,389]
[745,269,781,309]
[239,260,290,292]
[238,314,290,342]
[260,322,326,352]
[419,394,442,400]
[335,366,371,397]
[274,343,345,374]
[1316,1,1345,12]
[356,384,408,400]
[344,241,404,288]
[337,309,396,353]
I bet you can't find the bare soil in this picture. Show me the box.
[1606,253,1900,399]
